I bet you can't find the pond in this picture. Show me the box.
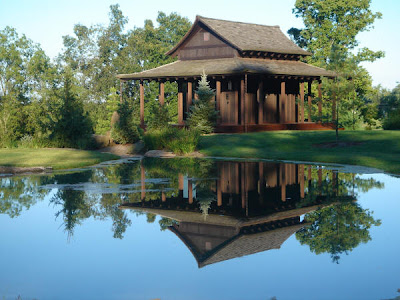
[0,158,399,300]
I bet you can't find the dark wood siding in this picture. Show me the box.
[245,93,257,124]
[220,91,238,124]
[264,94,278,123]
[178,26,237,60]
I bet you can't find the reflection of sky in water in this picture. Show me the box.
[41,178,171,194]
[0,159,399,300]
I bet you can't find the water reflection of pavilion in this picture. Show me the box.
[121,160,344,268]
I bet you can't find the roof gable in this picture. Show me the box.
[167,16,311,57]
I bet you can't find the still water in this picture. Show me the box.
[0,158,399,300]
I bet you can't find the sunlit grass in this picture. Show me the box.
[199,130,400,174]
[0,148,119,170]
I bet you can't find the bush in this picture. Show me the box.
[383,108,400,130]
[111,100,141,144]
[111,123,140,144]
[167,129,199,154]
[146,103,171,130]
[142,127,200,155]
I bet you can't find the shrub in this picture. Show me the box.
[146,103,171,130]
[111,123,140,144]
[142,128,167,150]
[18,135,34,148]
[142,127,200,155]
[167,129,199,154]
[111,100,141,144]
[383,108,400,130]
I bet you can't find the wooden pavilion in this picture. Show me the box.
[117,16,337,132]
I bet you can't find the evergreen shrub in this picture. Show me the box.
[187,73,217,134]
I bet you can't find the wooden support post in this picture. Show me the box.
[216,80,221,111]
[257,79,264,124]
[241,163,246,209]
[244,74,248,132]
[119,80,123,103]
[188,180,193,204]
[140,80,145,128]
[161,192,166,202]
[179,173,184,191]
[332,171,337,194]
[299,164,305,198]
[178,82,184,125]
[318,82,322,122]
[141,162,145,201]
[187,81,193,113]
[307,81,312,122]
[216,80,221,124]
[159,82,165,106]
[280,81,286,123]
[217,179,222,206]
[258,162,264,204]
[291,94,296,123]
[300,82,305,123]
[240,78,245,125]
[332,90,336,121]
[318,167,322,191]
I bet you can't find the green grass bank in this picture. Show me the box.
[198,130,400,174]
[0,148,119,170]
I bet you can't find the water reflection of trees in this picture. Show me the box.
[0,159,384,254]
[294,167,383,263]
[0,175,49,217]
[296,201,381,263]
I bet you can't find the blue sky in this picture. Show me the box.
[1,0,398,89]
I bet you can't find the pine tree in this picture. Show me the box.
[187,72,217,134]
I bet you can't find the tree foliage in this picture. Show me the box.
[60,6,191,134]
[0,6,192,147]
[289,0,384,130]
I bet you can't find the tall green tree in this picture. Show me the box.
[289,0,384,130]
[61,6,191,134]
[0,27,51,144]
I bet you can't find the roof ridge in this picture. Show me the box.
[197,15,280,28]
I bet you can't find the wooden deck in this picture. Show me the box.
[214,122,338,133]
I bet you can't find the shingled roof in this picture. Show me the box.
[197,222,305,267]
[169,218,306,268]
[167,16,311,56]
[116,57,335,81]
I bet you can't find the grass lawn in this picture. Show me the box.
[199,130,400,174]
[0,148,119,170]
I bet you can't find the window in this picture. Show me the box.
[228,80,233,91]
[203,32,210,41]
[205,242,212,250]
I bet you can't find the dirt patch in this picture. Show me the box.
[313,141,365,148]
[97,142,144,157]
[144,150,176,158]
[0,166,53,176]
